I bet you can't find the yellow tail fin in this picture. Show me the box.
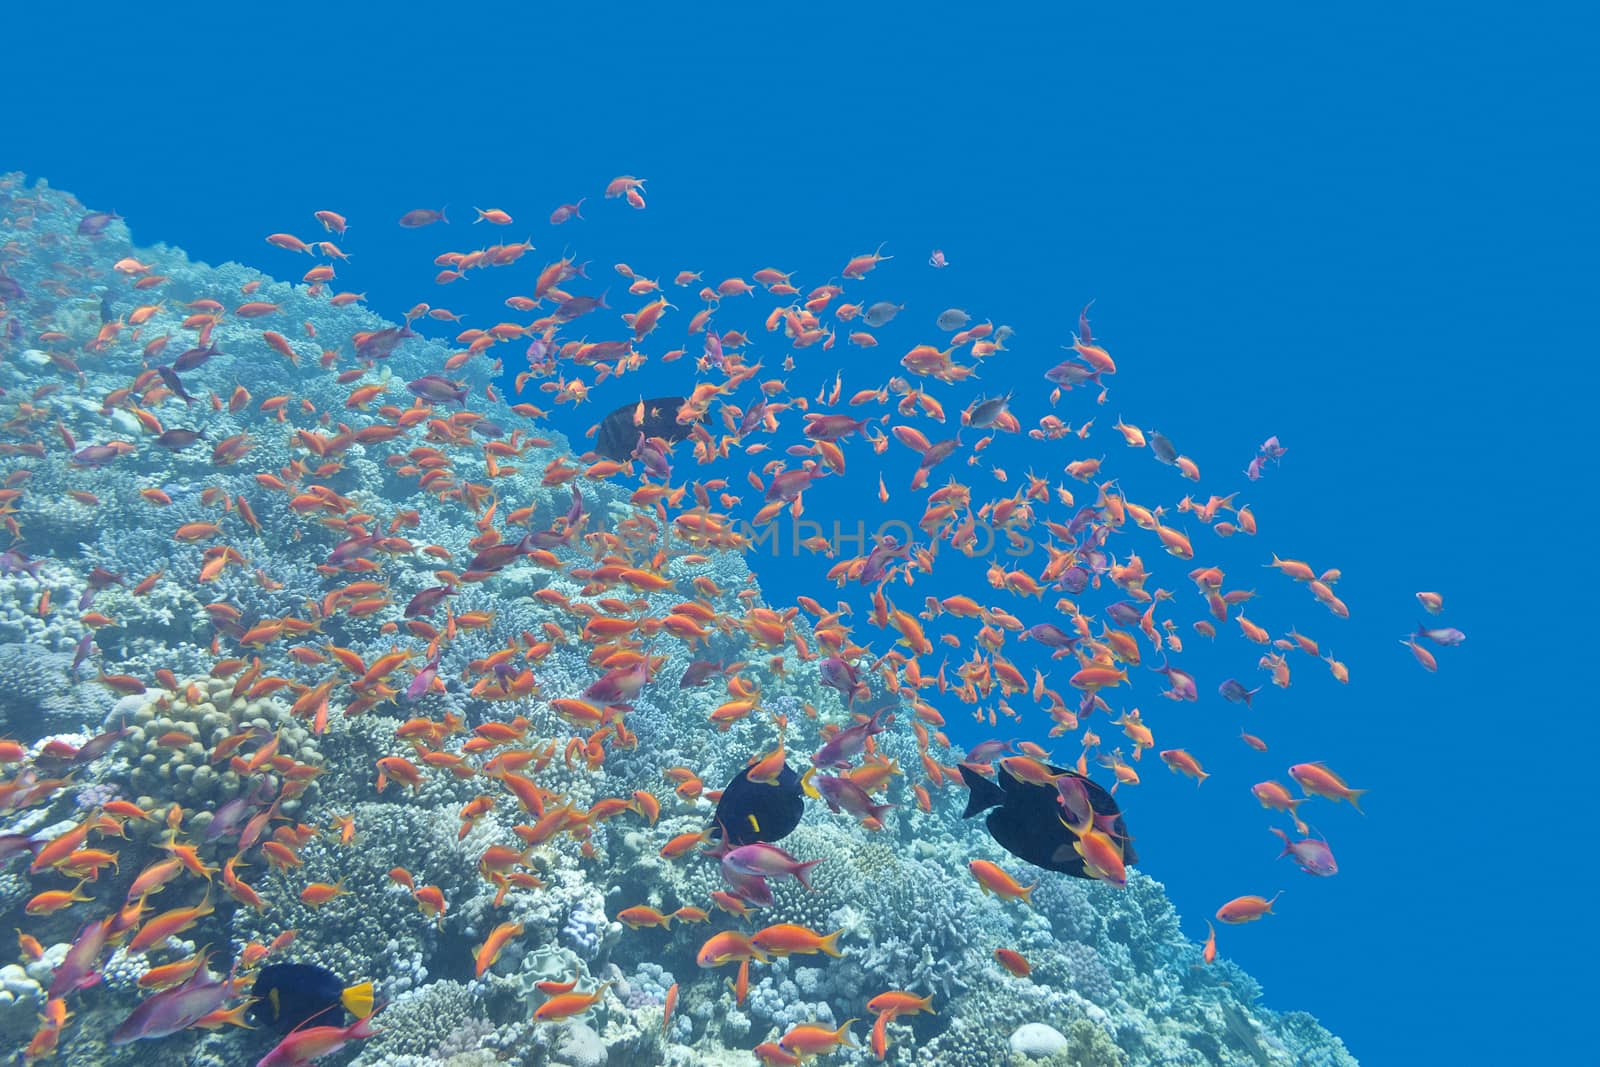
[342,981,375,1019]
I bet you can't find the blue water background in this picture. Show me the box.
[8,3,1596,1061]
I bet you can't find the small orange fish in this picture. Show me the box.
[968,859,1035,904]
[298,881,349,908]
[1216,892,1282,924]
[533,982,613,1021]
[993,947,1031,977]
[474,920,524,977]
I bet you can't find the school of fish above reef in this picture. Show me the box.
[0,172,1388,1066]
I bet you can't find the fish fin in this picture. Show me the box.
[799,767,820,800]
[958,763,1005,819]
[341,981,375,1019]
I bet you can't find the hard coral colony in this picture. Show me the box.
[0,171,1386,1065]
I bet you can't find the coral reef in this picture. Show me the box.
[0,174,1360,1067]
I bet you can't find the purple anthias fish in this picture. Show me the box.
[204,778,278,844]
[679,660,724,689]
[570,340,631,366]
[404,585,453,618]
[1218,678,1262,707]
[1059,565,1091,595]
[404,656,441,703]
[0,274,23,302]
[916,436,960,472]
[70,444,124,468]
[857,536,910,585]
[0,548,42,577]
[1105,601,1143,627]
[963,739,1015,763]
[72,633,96,673]
[802,413,870,443]
[526,335,554,366]
[327,534,381,568]
[465,533,535,574]
[203,793,258,843]
[632,435,671,479]
[527,484,586,550]
[154,428,205,450]
[817,657,863,703]
[811,708,888,769]
[765,466,826,503]
[406,374,469,406]
[80,566,124,609]
[965,392,1011,429]
[584,659,650,704]
[1151,657,1198,701]
[809,773,893,826]
[1415,624,1467,647]
[110,958,243,1044]
[1043,360,1100,389]
[157,365,199,405]
[1021,622,1077,651]
[170,344,218,373]
[0,834,43,866]
[554,290,608,322]
[77,211,121,235]
[1055,774,1095,835]
[718,860,774,905]
[50,917,112,997]
[1271,827,1338,877]
[1259,435,1288,461]
[721,842,823,888]
[737,399,766,437]
[354,325,415,360]
[67,722,130,766]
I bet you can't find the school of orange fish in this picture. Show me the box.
[0,171,1467,1064]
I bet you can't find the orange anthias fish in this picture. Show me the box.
[1216,891,1283,924]
[967,860,1036,904]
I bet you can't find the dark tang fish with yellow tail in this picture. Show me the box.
[248,963,375,1032]
[710,761,806,847]
[960,762,1137,879]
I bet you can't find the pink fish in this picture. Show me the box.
[50,917,112,997]
[811,708,887,768]
[398,208,448,228]
[550,198,586,224]
[1269,827,1338,877]
[111,963,241,1044]
[721,843,824,888]
[257,1012,379,1067]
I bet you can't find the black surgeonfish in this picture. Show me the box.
[710,762,806,846]
[960,762,1137,879]
[593,396,701,462]
[247,963,374,1032]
